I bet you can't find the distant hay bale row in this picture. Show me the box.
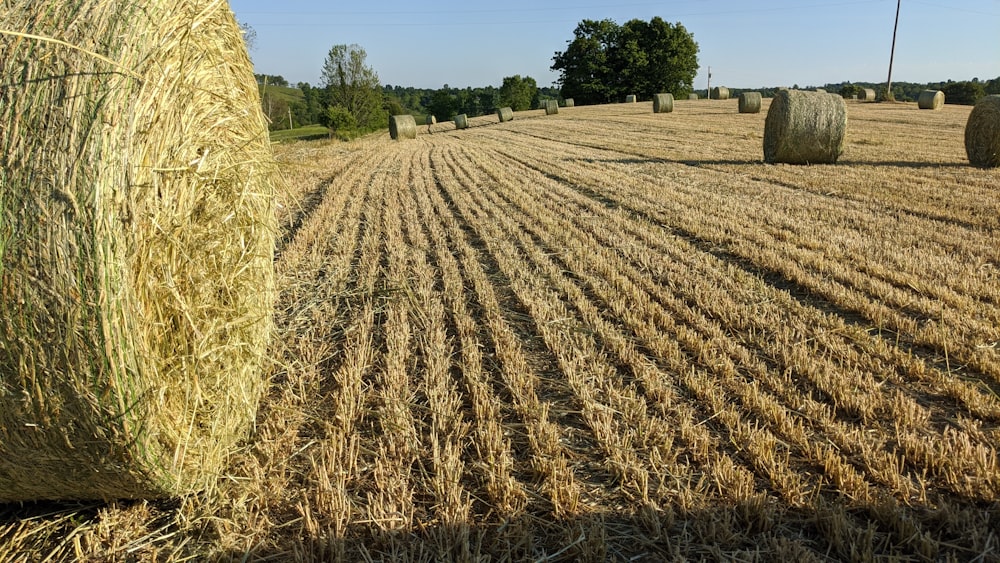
[711,86,730,100]
[0,0,278,501]
[738,92,762,114]
[965,95,1000,168]
[858,88,877,102]
[544,100,559,115]
[564,98,575,107]
[653,93,674,113]
[918,89,945,110]
[764,89,846,164]
[455,113,469,129]
[390,115,417,140]
[497,107,514,122]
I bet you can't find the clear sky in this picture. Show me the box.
[231,0,1000,91]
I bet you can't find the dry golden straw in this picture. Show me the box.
[918,89,945,110]
[859,88,876,102]
[965,94,1000,168]
[738,92,762,114]
[454,113,469,129]
[0,0,278,502]
[764,89,846,164]
[497,107,514,122]
[390,115,417,139]
[653,93,674,113]
[711,86,729,100]
[544,100,559,115]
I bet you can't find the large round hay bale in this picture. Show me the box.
[858,88,876,102]
[625,94,637,103]
[564,98,575,107]
[739,92,762,114]
[653,93,674,113]
[711,86,730,100]
[497,107,514,122]
[965,95,1000,168]
[918,89,945,110]
[454,113,469,129]
[763,89,847,164]
[0,0,278,501]
[688,93,699,100]
[390,115,417,139]
[544,100,559,115]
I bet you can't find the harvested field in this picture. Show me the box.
[2,99,999,561]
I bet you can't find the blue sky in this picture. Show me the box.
[231,0,1000,91]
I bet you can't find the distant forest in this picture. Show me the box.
[701,77,1000,105]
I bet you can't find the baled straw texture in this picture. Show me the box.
[564,98,575,107]
[625,94,637,103]
[711,86,729,100]
[389,114,417,139]
[0,0,278,501]
[454,113,469,129]
[497,107,514,122]
[859,88,876,101]
[763,89,846,164]
[652,93,674,113]
[738,92,762,114]
[918,89,945,110]
[965,95,1000,168]
[544,100,559,115]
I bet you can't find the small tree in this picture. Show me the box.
[320,44,387,131]
[499,75,538,111]
[320,105,357,137]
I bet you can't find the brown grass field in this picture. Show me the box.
[2,98,999,561]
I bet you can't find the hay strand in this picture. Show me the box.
[454,113,469,129]
[918,89,945,110]
[652,93,674,113]
[0,0,278,501]
[390,115,417,139]
[965,95,1000,168]
[497,107,514,122]
[544,100,559,115]
[763,89,847,164]
[711,86,729,100]
[739,92,762,114]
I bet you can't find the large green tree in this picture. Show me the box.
[551,17,698,105]
[320,44,387,131]
[498,75,538,111]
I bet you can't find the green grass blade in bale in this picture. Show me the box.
[763,89,846,165]
[965,95,1000,168]
[0,0,278,501]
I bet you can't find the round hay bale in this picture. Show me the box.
[688,93,699,100]
[564,98,575,107]
[426,115,437,126]
[763,89,847,165]
[544,100,559,115]
[918,89,945,110]
[625,94,637,103]
[653,93,674,113]
[390,115,417,139]
[497,107,514,122]
[711,86,730,100]
[965,95,1000,168]
[858,88,876,101]
[738,92,762,114]
[0,0,278,501]
[454,113,469,129]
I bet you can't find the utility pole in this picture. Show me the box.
[886,0,901,102]
[707,66,711,99]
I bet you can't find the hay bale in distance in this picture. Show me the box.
[426,115,437,125]
[544,100,559,115]
[626,94,637,103]
[739,92,762,114]
[390,115,417,139]
[455,113,469,129]
[0,0,278,501]
[688,93,699,100]
[764,89,847,164]
[918,89,945,110]
[965,95,1000,168]
[711,86,730,100]
[858,88,876,102]
[497,107,514,122]
[653,93,674,113]
[564,98,575,107]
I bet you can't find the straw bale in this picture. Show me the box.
[497,107,514,122]
[0,0,278,501]
[625,94,637,103]
[711,86,730,100]
[764,89,846,164]
[688,93,699,100]
[544,100,559,115]
[739,92,762,114]
[390,115,417,139]
[454,113,469,129]
[859,88,876,101]
[426,115,437,125]
[918,89,945,110]
[965,95,1000,168]
[564,98,575,107]
[653,93,674,113]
